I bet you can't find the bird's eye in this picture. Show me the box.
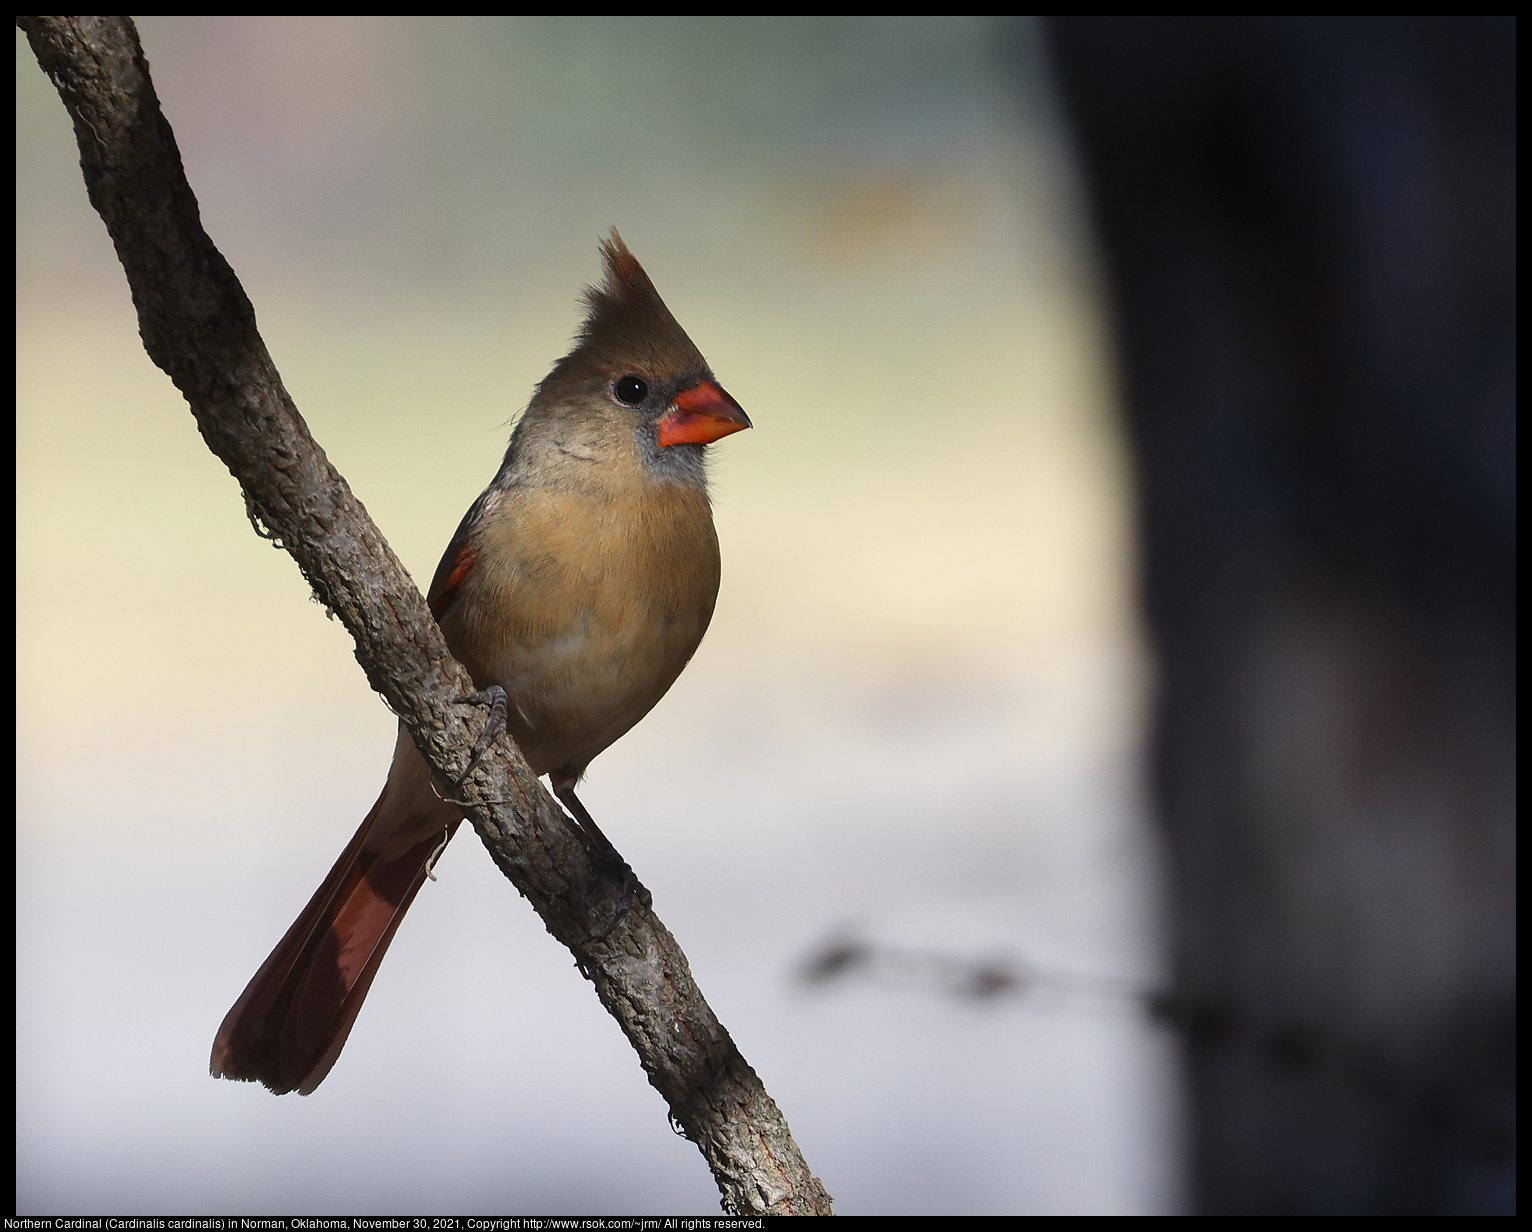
[614,376,649,406]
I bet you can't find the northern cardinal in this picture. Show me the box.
[210,232,750,1095]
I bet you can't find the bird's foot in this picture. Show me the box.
[607,856,653,917]
[453,684,508,789]
[588,859,653,942]
[551,777,652,941]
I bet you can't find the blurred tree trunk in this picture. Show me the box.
[1045,17,1515,1214]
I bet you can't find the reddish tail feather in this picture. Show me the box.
[210,786,461,1095]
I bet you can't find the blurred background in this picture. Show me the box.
[1048,18,1513,1214]
[17,17,1169,1216]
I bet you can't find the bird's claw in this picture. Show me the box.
[551,778,651,941]
[614,859,654,915]
[454,684,508,789]
[588,859,652,942]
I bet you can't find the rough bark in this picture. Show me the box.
[17,15,832,1215]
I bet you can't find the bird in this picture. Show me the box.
[209,231,750,1096]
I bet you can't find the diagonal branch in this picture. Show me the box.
[17,15,831,1216]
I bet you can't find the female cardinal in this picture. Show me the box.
[210,232,750,1095]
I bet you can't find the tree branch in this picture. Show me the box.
[17,15,831,1216]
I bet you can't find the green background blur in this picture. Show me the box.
[16,17,1171,1215]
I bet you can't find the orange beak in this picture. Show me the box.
[655,381,751,447]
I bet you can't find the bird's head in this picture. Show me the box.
[518,231,749,486]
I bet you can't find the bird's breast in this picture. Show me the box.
[437,476,721,777]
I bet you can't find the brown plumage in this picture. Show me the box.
[210,232,749,1095]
